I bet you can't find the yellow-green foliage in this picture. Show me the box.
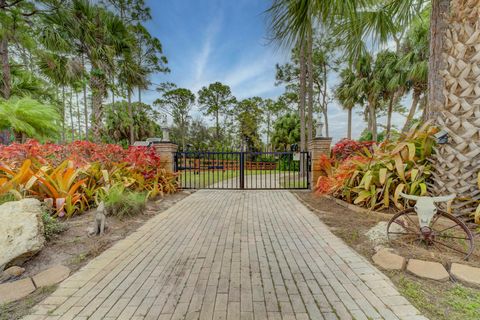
[318,123,437,210]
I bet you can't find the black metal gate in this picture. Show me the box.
[174,149,310,190]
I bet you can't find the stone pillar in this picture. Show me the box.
[308,137,332,189]
[153,142,178,174]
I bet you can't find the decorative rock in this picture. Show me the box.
[450,263,480,287]
[372,248,406,270]
[0,277,36,304]
[0,266,26,283]
[365,221,403,245]
[406,259,450,281]
[0,199,45,268]
[32,265,70,288]
[4,266,25,277]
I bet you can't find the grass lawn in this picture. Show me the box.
[177,170,307,189]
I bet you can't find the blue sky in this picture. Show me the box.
[140,0,407,142]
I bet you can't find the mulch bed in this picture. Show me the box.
[293,191,480,320]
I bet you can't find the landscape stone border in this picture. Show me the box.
[0,265,70,304]
[372,248,480,287]
[294,193,480,288]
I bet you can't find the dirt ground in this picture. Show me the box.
[294,191,480,320]
[0,190,193,320]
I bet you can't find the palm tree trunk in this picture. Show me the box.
[76,90,81,140]
[369,102,377,141]
[299,41,306,153]
[366,105,372,134]
[426,0,449,120]
[111,84,115,110]
[90,73,105,143]
[347,107,352,139]
[402,91,420,132]
[386,94,394,139]
[138,86,142,103]
[82,54,89,140]
[128,90,134,145]
[69,89,75,141]
[62,86,66,143]
[306,31,314,142]
[431,0,480,218]
[0,36,11,99]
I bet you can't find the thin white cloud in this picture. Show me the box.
[192,15,223,87]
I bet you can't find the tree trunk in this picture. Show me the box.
[76,90,81,140]
[0,36,11,99]
[366,106,372,134]
[322,109,329,138]
[128,90,134,145]
[402,91,420,132]
[322,62,329,137]
[347,107,352,139]
[306,31,314,142]
[431,0,480,219]
[215,110,220,140]
[69,89,75,141]
[266,115,271,151]
[299,41,306,152]
[368,103,377,141]
[386,94,394,139]
[82,54,89,140]
[90,73,105,143]
[426,0,450,120]
[111,85,115,110]
[61,86,66,143]
[138,86,142,103]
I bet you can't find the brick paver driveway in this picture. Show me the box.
[24,191,426,320]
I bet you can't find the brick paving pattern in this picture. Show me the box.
[22,190,427,320]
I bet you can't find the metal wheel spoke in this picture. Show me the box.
[392,220,419,234]
[431,239,468,255]
[403,214,418,228]
[435,223,460,234]
[387,232,418,235]
[436,234,469,240]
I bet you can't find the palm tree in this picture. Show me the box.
[374,50,405,139]
[399,13,429,132]
[335,68,358,139]
[37,52,84,142]
[267,0,317,151]
[43,0,133,142]
[267,0,480,216]
[118,54,149,145]
[0,97,60,142]
[351,53,381,141]
[430,1,480,217]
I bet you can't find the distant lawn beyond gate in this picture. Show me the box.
[177,170,307,189]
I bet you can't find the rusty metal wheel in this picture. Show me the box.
[387,208,475,260]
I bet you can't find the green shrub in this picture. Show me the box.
[42,211,66,241]
[101,184,147,219]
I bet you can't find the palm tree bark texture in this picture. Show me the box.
[432,0,480,218]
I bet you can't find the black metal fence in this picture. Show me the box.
[174,149,310,190]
